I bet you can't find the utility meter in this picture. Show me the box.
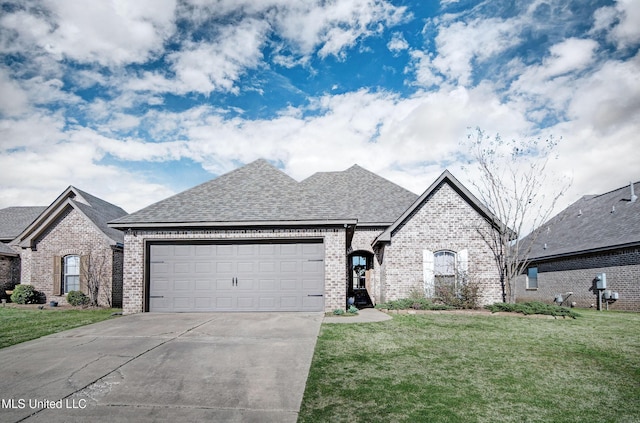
[595,273,607,290]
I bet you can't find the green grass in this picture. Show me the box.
[299,309,640,423]
[0,307,121,349]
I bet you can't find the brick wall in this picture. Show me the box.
[378,183,502,306]
[516,247,640,311]
[122,227,347,314]
[20,207,120,306]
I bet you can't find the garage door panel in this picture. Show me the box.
[149,241,324,312]
[195,280,212,290]
[195,262,212,273]
[280,261,297,272]
[237,297,255,309]
[216,297,233,309]
[237,262,254,272]
[259,261,275,272]
[173,245,192,256]
[173,263,191,273]
[216,261,233,273]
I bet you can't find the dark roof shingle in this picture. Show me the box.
[0,207,47,241]
[525,181,640,260]
[111,159,419,227]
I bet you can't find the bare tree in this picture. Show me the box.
[464,128,571,303]
[80,248,112,307]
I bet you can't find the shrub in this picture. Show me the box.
[485,301,580,318]
[10,284,39,304]
[435,281,480,309]
[333,309,345,315]
[67,291,89,307]
[375,298,452,311]
[347,305,358,314]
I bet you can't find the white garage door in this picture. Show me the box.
[148,241,325,312]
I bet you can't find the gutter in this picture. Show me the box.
[108,219,359,230]
[526,240,640,263]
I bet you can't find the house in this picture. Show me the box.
[0,207,46,298]
[516,181,640,311]
[10,187,127,307]
[109,159,504,314]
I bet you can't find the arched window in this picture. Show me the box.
[64,255,80,293]
[423,249,468,298]
[434,250,456,291]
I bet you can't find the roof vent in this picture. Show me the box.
[611,206,615,213]
[543,243,547,250]
[578,209,582,216]
[631,182,638,203]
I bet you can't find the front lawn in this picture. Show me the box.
[299,309,640,423]
[0,306,120,349]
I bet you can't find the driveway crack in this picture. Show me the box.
[16,316,220,423]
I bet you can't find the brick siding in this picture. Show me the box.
[122,227,347,314]
[377,183,502,306]
[516,247,640,311]
[18,207,122,306]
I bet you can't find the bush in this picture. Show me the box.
[435,281,480,309]
[67,291,89,307]
[333,309,345,315]
[484,301,580,318]
[10,285,39,304]
[347,305,359,314]
[375,298,452,311]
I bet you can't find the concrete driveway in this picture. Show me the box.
[0,312,323,422]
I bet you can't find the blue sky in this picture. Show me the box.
[1,0,639,215]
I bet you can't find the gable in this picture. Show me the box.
[13,187,127,248]
[374,170,504,245]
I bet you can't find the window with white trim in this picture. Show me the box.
[434,251,457,292]
[423,249,468,298]
[64,255,80,293]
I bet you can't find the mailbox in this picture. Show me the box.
[596,273,607,290]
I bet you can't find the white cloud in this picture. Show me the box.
[419,17,522,85]
[167,18,270,94]
[1,0,178,67]
[592,0,640,49]
[388,32,409,54]
[0,69,30,116]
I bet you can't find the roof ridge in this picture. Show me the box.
[591,180,640,199]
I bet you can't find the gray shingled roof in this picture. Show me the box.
[14,187,127,246]
[525,181,640,260]
[111,159,418,227]
[0,242,18,256]
[0,207,46,241]
[72,191,128,244]
[300,165,418,224]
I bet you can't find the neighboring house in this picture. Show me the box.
[110,159,504,314]
[0,207,46,297]
[10,187,127,307]
[516,181,640,311]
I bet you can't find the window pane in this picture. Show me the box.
[527,267,538,289]
[434,251,455,276]
[64,256,80,276]
[65,275,79,293]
